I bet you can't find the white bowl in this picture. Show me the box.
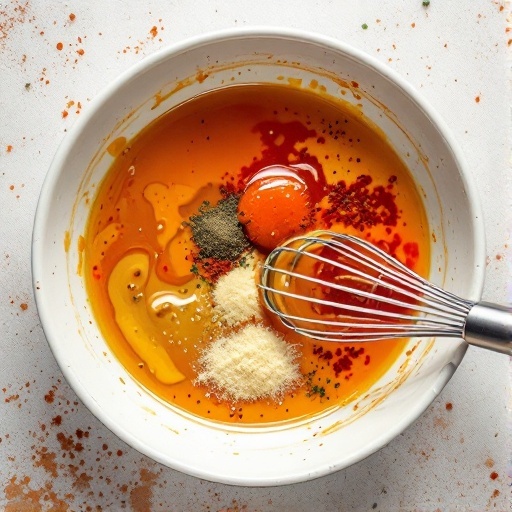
[32,28,485,486]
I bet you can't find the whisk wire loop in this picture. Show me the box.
[260,232,475,343]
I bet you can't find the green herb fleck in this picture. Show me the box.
[25,83,31,91]
[422,0,430,6]
[362,23,368,30]
[238,255,251,268]
[309,385,326,398]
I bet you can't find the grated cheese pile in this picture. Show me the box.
[195,324,301,402]
[212,262,263,326]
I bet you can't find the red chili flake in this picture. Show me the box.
[322,174,399,231]
[490,471,499,480]
[346,346,364,359]
[162,265,168,272]
[445,402,453,411]
[403,241,419,269]
[375,232,402,258]
[314,344,367,379]
[62,110,69,118]
[92,265,101,280]
[318,350,333,361]
[69,13,76,21]
[193,256,235,283]
[313,345,323,355]
[56,42,63,50]
[364,355,371,365]
[333,355,353,377]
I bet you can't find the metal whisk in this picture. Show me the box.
[260,231,512,355]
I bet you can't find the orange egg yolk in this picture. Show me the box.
[237,166,313,252]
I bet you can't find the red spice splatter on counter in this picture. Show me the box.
[19,302,28,311]
[33,446,58,477]
[119,21,165,55]
[56,432,75,453]
[130,468,160,512]
[445,402,453,411]
[490,471,499,480]
[0,1,30,47]
[69,12,75,21]
[56,41,63,50]
[61,110,68,118]
[44,389,56,403]
[475,96,481,103]
[4,475,69,511]
[76,48,84,56]
[433,416,449,429]
[51,415,62,426]
[6,145,13,152]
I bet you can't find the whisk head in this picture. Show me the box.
[260,231,474,343]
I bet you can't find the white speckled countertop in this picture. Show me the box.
[1,1,511,510]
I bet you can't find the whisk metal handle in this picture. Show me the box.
[464,302,512,356]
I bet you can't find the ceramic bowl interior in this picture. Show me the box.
[33,28,485,486]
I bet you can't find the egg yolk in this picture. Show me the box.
[237,165,313,252]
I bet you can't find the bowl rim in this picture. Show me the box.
[32,26,486,486]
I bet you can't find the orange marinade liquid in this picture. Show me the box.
[84,84,430,425]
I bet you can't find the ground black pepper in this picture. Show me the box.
[189,195,250,261]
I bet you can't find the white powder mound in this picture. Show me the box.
[195,324,301,402]
[212,263,263,326]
